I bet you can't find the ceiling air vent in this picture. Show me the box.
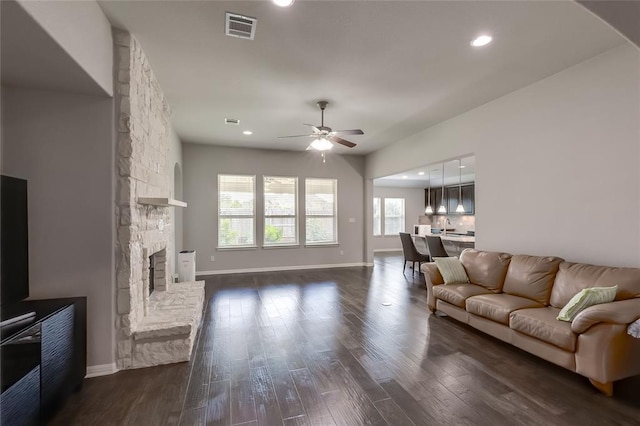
[225,118,240,125]
[225,12,257,40]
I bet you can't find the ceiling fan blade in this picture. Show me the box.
[303,124,321,133]
[278,134,316,139]
[332,129,364,135]
[329,136,357,148]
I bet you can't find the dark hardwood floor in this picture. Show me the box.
[52,253,640,425]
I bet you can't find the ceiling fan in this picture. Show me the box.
[278,101,364,151]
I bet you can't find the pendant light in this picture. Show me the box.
[437,163,447,214]
[425,168,433,214]
[456,159,465,213]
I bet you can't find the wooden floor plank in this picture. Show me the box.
[266,357,306,420]
[322,389,388,426]
[289,368,332,419]
[250,366,283,426]
[205,380,231,426]
[230,379,256,425]
[379,379,439,426]
[373,398,416,426]
[333,341,389,403]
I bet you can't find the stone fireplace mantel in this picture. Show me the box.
[138,197,187,208]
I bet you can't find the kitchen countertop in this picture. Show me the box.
[440,234,475,243]
[413,233,475,243]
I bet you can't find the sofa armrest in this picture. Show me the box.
[420,262,443,312]
[571,298,640,334]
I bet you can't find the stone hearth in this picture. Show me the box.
[131,281,204,368]
[114,30,204,370]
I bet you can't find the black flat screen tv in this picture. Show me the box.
[1,175,29,305]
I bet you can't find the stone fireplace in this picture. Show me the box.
[114,30,204,370]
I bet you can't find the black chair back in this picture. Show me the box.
[399,232,430,274]
[426,235,449,258]
[399,233,420,259]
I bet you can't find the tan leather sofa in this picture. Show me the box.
[421,249,640,396]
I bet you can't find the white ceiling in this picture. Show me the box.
[98,0,624,155]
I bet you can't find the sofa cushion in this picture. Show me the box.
[466,294,544,325]
[550,262,640,308]
[509,307,576,352]
[502,255,563,305]
[460,249,512,292]
[557,286,617,322]
[432,284,492,309]
[434,257,469,284]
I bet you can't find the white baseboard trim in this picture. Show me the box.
[373,248,402,253]
[197,262,368,276]
[86,363,119,378]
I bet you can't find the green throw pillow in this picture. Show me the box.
[557,285,618,322]
[434,257,470,285]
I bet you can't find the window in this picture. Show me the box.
[373,197,381,236]
[305,178,337,244]
[218,174,255,248]
[264,176,298,246]
[384,198,405,235]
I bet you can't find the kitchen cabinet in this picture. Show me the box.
[462,184,475,214]
[424,187,445,213]
[447,187,460,213]
[425,183,474,215]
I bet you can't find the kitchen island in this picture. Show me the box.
[440,233,475,257]
[413,233,475,258]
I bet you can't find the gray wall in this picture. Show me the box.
[1,86,116,367]
[372,186,425,251]
[578,1,640,48]
[183,144,365,273]
[16,0,113,95]
[365,44,640,267]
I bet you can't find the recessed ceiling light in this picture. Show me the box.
[459,165,466,169]
[243,130,253,135]
[418,172,425,175]
[402,175,408,179]
[471,35,492,47]
[272,0,294,7]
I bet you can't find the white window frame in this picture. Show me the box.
[383,197,405,236]
[373,197,382,236]
[305,178,338,246]
[263,176,299,247]
[217,174,256,249]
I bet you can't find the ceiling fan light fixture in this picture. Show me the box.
[471,34,492,47]
[272,0,294,7]
[309,138,333,151]
[279,101,361,149]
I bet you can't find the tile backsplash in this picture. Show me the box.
[418,215,475,233]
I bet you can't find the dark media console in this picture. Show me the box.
[1,297,86,426]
